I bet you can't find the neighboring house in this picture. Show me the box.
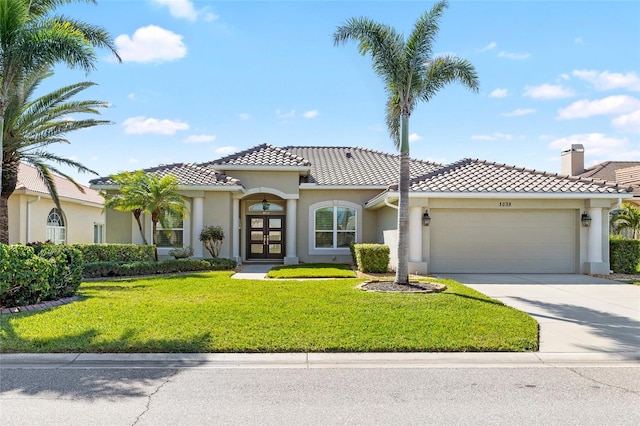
[91,144,631,275]
[9,163,105,244]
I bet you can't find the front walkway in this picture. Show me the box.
[231,264,277,279]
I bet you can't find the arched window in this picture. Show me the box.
[309,200,361,254]
[46,208,66,244]
[248,202,283,212]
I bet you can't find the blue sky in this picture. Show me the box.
[45,0,640,185]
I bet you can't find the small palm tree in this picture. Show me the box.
[334,0,479,285]
[612,203,640,239]
[103,172,188,261]
[1,66,112,243]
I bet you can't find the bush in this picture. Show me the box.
[203,257,237,270]
[200,225,224,258]
[0,244,54,308]
[30,243,84,299]
[73,244,155,263]
[610,235,640,274]
[82,261,123,279]
[353,244,390,273]
[82,258,236,278]
[168,246,193,259]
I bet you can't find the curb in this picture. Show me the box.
[1,352,638,369]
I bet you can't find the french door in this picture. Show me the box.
[247,215,285,260]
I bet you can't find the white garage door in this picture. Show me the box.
[430,209,576,273]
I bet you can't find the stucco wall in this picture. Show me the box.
[201,192,233,259]
[8,193,104,244]
[226,171,300,195]
[105,208,133,243]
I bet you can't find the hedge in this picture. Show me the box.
[72,243,155,263]
[610,235,640,274]
[83,258,237,278]
[30,244,84,299]
[0,245,54,308]
[353,243,390,273]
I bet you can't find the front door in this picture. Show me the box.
[247,215,285,260]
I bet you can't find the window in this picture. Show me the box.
[314,206,356,249]
[248,202,283,212]
[94,224,104,243]
[46,208,66,244]
[154,213,184,247]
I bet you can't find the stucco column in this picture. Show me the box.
[587,207,602,263]
[232,198,240,263]
[191,197,204,257]
[409,206,423,262]
[285,199,298,265]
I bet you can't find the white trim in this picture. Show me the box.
[308,200,361,256]
[214,165,310,173]
[192,197,204,258]
[242,187,299,200]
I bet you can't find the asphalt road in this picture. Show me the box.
[2,365,639,425]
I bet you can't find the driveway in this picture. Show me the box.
[438,274,640,355]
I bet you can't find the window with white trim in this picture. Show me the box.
[314,206,357,249]
[46,208,66,244]
[94,224,104,243]
[154,213,184,247]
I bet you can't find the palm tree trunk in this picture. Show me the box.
[0,195,8,244]
[151,211,159,261]
[395,114,410,285]
[133,209,149,245]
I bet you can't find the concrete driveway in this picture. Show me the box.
[438,274,640,355]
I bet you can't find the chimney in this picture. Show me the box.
[561,144,584,176]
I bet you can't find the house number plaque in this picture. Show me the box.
[499,201,512,207]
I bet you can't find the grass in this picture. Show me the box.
[266,263,356,279]
[0,271,538,353]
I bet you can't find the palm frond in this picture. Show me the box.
[420,55,480,102]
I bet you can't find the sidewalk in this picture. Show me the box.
[231,263,275,279]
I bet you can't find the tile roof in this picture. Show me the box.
[209,143,311,167]
[284,146,442,186]
[615,165,640,186]
[409,159,629,194]
[16,163,103,204]
[90,162,239,187]
[576,161,640,182]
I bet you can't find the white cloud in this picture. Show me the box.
[151,0,218,22]
[276,109,296,119]
[471,132,513,141]
[498,51,530,60]
[612,109,640,133]
[115,25,186,63]
[238,113,250,120]
[215,146,236,154]
[184,134,216,143]
[559,73,570,81]
[409,133,422,142]
[548,133,637,162]
[572,69,640,92]
[557,95,640,120]
[129,158,139,164]
[480,42,497,52]
[123,116,189,135]
[524,84,575,99]
[574,37,583,44]
[128,93,136,100]
[501,108,536,117]
[303,110,320,118]
[489,88,508,98]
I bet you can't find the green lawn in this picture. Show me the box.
[0,271,538,353]
[266,263,356,278]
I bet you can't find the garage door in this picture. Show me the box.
[430,209,576,273]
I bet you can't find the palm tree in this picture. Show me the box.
[334,0,479,285]
[0,67,112,242]
[612,203,640,239]
[103,172,188,261]
[0,0,120,242]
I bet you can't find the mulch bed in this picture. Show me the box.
[359,280,446,293]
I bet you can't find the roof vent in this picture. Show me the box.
[346,151,352,159]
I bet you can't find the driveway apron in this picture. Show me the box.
[438,274,640,354]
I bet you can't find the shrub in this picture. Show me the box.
[203,257,237,270]
[168,246,193,259]
[30,244,84,299]
[353,244,390,273]
[73,244,155,263]
[0,244,54,308]
[610,235,640,274]
[82,258,236,278]
[82,261,123,278]
[200,225,224,258]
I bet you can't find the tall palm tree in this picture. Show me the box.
[612,203,640,239]
[334,0,479,285]
[1,67,112,243]
[103,172,188,261]
[0,0,120,242]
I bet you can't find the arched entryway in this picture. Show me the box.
[245,195,285,261]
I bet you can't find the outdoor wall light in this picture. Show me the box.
[581,211,592,227]
[261,198,270,211]
[422,211,431,226]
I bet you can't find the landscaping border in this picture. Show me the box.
[1,296,79,315]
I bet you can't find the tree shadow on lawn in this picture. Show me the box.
[0,321,212,399]
[510,296,640,353]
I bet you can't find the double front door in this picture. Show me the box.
[247,215,285,260]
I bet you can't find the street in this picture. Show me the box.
[1,356,639,425]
